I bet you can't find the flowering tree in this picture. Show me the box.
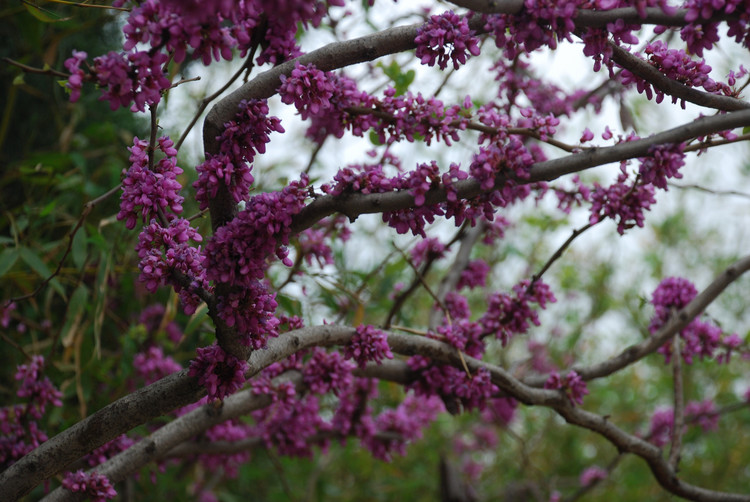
[3,0,750,500]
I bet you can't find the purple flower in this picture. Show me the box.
[345,325,393,369]
[133,346,182,385]
[364,394,444,461]
[279,62,337,120]
[303,348,355,395]
[415,10,481,70]
[638,143,686,190]
[189,345,248,400]
[117,136,184,230]
[63,50,87,102]
[480,279,556,346]
[61,470,117,501]
[580,466,608,487]
[544,370,589,406]
[589,172,656,235]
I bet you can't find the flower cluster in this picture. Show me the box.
[205,176,309,289]
[481,397,518,426]
[344,325,393,369]
[414,10,481,70]
[200,420,253,478]
[63,50,87,102]
[194,99,284,210]
[136,218,207,314]
[589,172,656,235]
[1,356,63,470]
[480,279,556,346]
[555,175,592,214]
[251,390,329,457]
[363,393,444,461]
[648,277,731,364]
[117,136,184,230]
[408,356,498,412]
[188,344,249,400]
[621,41,726,107]
[85,435,136,468]
[133,346,182,385]
[279,63,337,120]
[61,470,117,502]
[332,378,378,440]
[580,466,608,487]
[638,143,686,189]
[139,303,183,344]
[457,259,490,290]
[544,370,589,406]
[303,348,355,395]
[15,355,63,419]
[648,399,721,447]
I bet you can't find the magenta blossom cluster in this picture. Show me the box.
[363,393,444,461]
[648,277,731,364]
[555,175,593,214]
[194,99,284,211]
[303,348,355,395]
[648,399,720,447]
[117,136,184,230]
[544,370,589,406]
[139,303,183,344]
[415,10,481,70]
[332,378,378,440]
[589,171,656,235]
[200,420,253,478]
[85,435,136,468]
[64,49,171,112]
[205,175,310,288]
[481,397,518,426]
[136,218,208,315]
[278,63,475,147]
[580,466,608,487]
[251,387,329,457]
[480,279,556,346]
[133,346,182,385]
[1,356,63,470]
[408,356,498,411]
[457,259,490,290]
[344,325,394,369]
[620,41,729,107]
[189,344,249,401]
[61,470,117,502]
[638,143,686,190]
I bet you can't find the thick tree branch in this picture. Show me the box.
[524,254,750,387]
[40,371,303,502]
[291,109,750,234]
[607,42,750,112]
[36,323,750,502]
[0,370,204,501]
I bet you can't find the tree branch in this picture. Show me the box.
[524,254,750,387]
[290,109,750,234]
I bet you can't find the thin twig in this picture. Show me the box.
[6,183,122,306]
[668,334,684,470]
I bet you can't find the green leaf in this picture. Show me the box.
[13,74,25,86]
[93,250,112,359]
[19,246,53,279]
[22,1,72,23]
[743,126,750,135]
[0,248,20,277]
[72,227,88,270]
[184,304,209,338]
[19,246,66,298]
[368,130,383,146]
[60,284,89,347]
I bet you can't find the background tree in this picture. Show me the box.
[2,1,750,500]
